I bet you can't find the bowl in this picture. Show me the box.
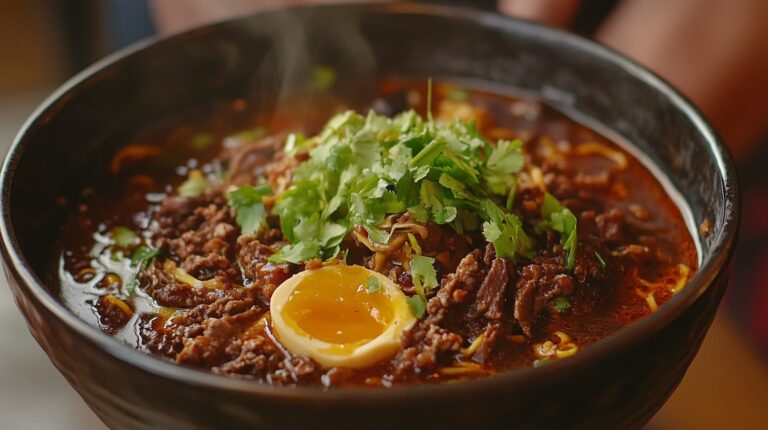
[0,3,739,429]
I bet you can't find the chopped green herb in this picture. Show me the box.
[125,278,139,296]
[406,294,427,319]
[484,139,524,195]
[284,132,308,156]
[533,358,551,368]
[126,245,159,295]
[410,255,438,297]
[227,184,273,235]
[191,133,213,150]
[312,66,336,92]
[482,200,531,261]
[594,251,607,269]
[178,170,210,197]
[365,225,392,245]
[553,296,571,313]
[268,241,320,264]
[111,226,139,248]
[130,245,159,268]
[446,87,468,102]
[366,276,381,294]
[537,192,578,271]
[267,108,563,264]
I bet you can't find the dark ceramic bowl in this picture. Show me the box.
[0,3,739,430]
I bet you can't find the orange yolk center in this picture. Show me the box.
[281,265,394,345]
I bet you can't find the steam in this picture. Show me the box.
[239,4,379,129]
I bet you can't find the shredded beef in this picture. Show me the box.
[513,261,574,337]
[470,257,513,320]
[426,249,483,323]
[595,208,627,245]
[225,135,282,186]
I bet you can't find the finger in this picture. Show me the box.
[498,0,583,28]
[596,0,768,158]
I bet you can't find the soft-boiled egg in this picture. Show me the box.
[270,264,416,368]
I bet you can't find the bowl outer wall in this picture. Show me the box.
[0,3,739,430]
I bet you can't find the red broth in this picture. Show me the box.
[55,79,697,386]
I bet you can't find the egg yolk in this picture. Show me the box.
[281,265,394,345]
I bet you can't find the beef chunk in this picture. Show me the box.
[225,135,282,186]
[595,208,627,244]
[426,249,483,323]
[470,257,513,320]
[514,262,574,337]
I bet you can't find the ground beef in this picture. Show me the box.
[212,337,281,377]
[176,303,265,367]
[141,295,258,357]
[93,296,132,334]
[138,263,230,308]
[237,236,294,303]
[391,322,463,381]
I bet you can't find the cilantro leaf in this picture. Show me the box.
[130,245,159,268]
[432,206,457,224]
[268,241,321,264]
[485,139,524,195]
[553,296,571,312]
[537,193,578,271]
[366,276,381,294]
[270,108,536,264]
[365,225,391,245]
[227,184,272,235]
[407,205,429,223]
[481,200,531,260]
[126,245,159,296]
[406,295,427,319]
[410,255,438,296]
[178,170,210,198]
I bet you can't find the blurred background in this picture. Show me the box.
[0,1,766,429]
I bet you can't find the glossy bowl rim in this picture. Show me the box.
[0,2,739,403]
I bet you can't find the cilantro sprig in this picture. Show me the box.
[537,192,578,271]
[269,108,535,264]
[227,184,272,236]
